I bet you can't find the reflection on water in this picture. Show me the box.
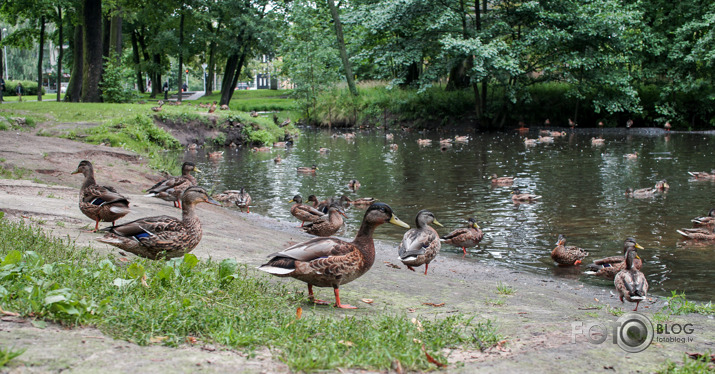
[182,129,715,301]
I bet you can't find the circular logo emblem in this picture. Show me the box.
[616,312,654,353]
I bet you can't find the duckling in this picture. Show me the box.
[591,137,605,145]
[259,203,409,309]
[234,187,251,213]
[398,210,443,275]
[624,151,638,159]
[511,188,541,203]
[151,101,164,112]
[440,218,484,256]
[297,164,318,174]
[676,227,715,240]
[302,204,346,237]
[343,132,356,140]
[585,238,643,279]
[688,170,715,180]
[626,119,633,129]
[348,179,361,190]
[280,118,291,127]
[145,162,200,209]
[691,208,715,229]
[551,234,588,265]
[96,187,219,260]
[208,101,217,113]
[71,160,131,232]
[490,174,514,185]
[289,195,325,227]
[614,246,648,311]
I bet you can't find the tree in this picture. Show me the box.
[81,0,103,102]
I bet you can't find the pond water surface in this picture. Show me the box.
[183,128,715,301]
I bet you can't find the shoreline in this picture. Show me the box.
[1,130,713,372]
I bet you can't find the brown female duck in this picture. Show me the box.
[145,162,200,208]
[72,160,131,232]
[259,203,410,308]
[614,246,649,311]
[340,195,378,206]
[290,195,325,227]
[440,218,484,256]
[676,227,715,240]
[234,187,252,213]
[398,210,443,275]
[490,174,514,185]
[691,208,715,229]
[302,204,346,237]
[551,234,589,265]
[585,238,643,279]
[297,164,318,174]
[511,188,541,203]
[96,187,219,259]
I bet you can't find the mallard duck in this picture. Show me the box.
[568,118,578,129]
[347,179,361,190]
[72,160,131,232]
[691,208,715,229]
[250,110,258,117]
[398,210,442,275]
[625,187,657,198]
[585,238,643,279]
[96,187,219,259]
[258,202,410,308]
[208,101,217,113]
[274,154,282,163]
[145,162,200,208]
[440,218,484,256]
[208,151,224,160]
[664,121,671,131]
[439,138,453,145]
[676,227,715,240]
[151,101,164,112]
[624,152,638,159]
[319,148,330,154]
[552,131,566,137]
[538,136,554,143]
[591,137,605,145]
[389,143,398,150]
[551,234,589,265]
[220,104,229,110]
[341,195,377,206]
[688,170,715,180]
[524,138,537,146]
[385,133,394,141]
[511,188,541,203]
[297,164,318,174]
[614,246,648,311]
[290,195,325,227]
[626,119,634,129]
[306,195,323,209]
[273,142,287,148]
[539,130,551,136]
[302,204,346,237]
[234,187,251,213]
[187,143,198,151]
[417,138,432,146]
[490,174,514,185]
[251,147,271,152]
[654,179,669,191]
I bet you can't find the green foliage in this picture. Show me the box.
[2,81,43,97]
[0,164,31,179]
[657,353,715,373]
[663,291,714,316]
[495,282,514,296]
[100,53,136,104]
[0,219,502,371]
[0,346,25,367]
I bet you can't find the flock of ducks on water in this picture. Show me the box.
[69,127,714,309]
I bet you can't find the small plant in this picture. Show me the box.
[584,311,599,318]
[55,221,65,227]
[496,282,515,295]
[657,353,715,373]
[0,346,25,367]
[46,193,59,199]
[605,305,624,317]
[484,297,505,306]
[664,292,715,316]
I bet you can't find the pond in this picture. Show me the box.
[184,127,715,301]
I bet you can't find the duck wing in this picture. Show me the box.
[268,237,350,260]
[102,215,181,238]
[83,185,129,206]
[398,229,438,259]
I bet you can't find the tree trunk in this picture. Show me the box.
[403,61,420,86]
[0,26,3,81]
[206,22,219,95]
[37,16,45,102]
[102,16,110,60]
[177,11,184,102]
[326,0,357,96]
[131,30,144,92]
[151,54,161,99]
[227,50,247,103]
[82,0,103,102]
[65,25,83,102]
[219,54,239,105]
[109,10,122,62]
[56,6,63,102]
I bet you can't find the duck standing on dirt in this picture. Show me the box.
[72,160,131,232]
[398,210,443,275]
[551,234,588,265]
[614,245,648,311]
[96,187,219,259]
[302,204,346,237]
[258,203,410,308]
[145,162,200,208]
[440,218,484,256]
[234,187,252,213]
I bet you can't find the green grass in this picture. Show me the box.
[495,282,515,296]
[657,353,715,373]
[663,291,714,316]
[0,218,502,371]
[0,164,32,179]
[0,346,25,367]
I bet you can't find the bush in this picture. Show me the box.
[100,52,136,103]
[2,80,44,97]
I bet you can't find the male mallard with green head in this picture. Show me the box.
[398,210,443,275]
[259,203,410,309]
[440,218,483,256]
[96,187,219,259]
[145,162,200,208]
[551,234,588,265]
[72,160,131,232]
[614,246,649,311]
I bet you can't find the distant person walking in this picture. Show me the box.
[0,77,5,102]
[16,82,22,102]
[182,83,188,92]
[163,81,168,100]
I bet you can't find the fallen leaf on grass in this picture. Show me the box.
[686,352,715,363]
[149,336,168,343]
[118,257,130,263]
[422,344,446,368]
[391,360,404,374]
[411,318,424,332]
[407,308,416,313]
[141,274,149,288]
[0,306,19,317]
[594,298,599,302]
[338,340,354,347]
[296,307,302,319]
[422,302,445,307]
[361,299,374,304]
[496,340,508,351]
[186,336,198,344]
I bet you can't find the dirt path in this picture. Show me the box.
[1,131,713,373]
